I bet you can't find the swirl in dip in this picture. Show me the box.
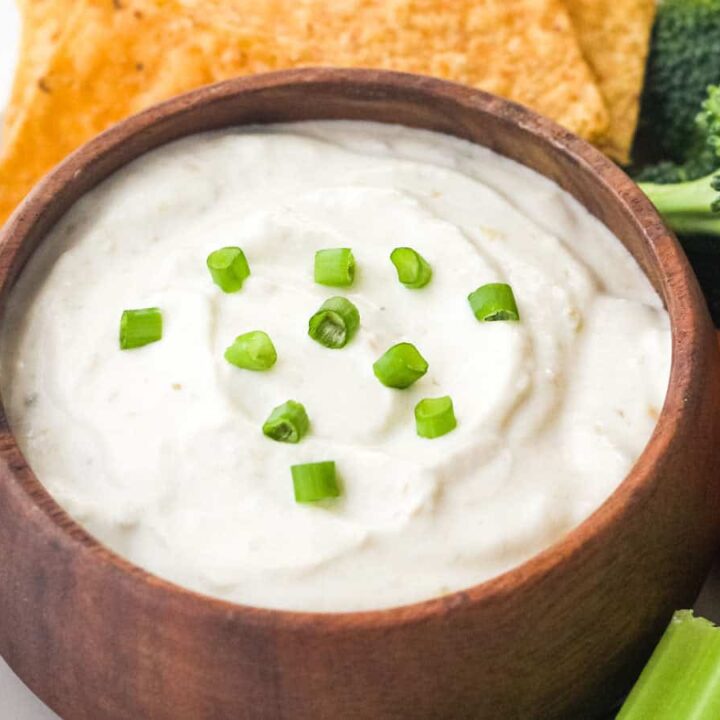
[0,122,671,612]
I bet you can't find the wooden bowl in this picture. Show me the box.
[1,68,719,720]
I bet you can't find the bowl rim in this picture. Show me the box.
[0,67,700,630]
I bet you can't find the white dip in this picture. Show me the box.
[0,121,671,612]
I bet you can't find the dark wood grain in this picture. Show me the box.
[0,68,718,720]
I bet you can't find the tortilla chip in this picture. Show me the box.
[0,0,608,227]
[2,0,79,138]
[180,0,609,142]
[0,0,257,224]
[564,0,657,164]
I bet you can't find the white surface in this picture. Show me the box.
[0,659,58,720]
[0,1,714,716]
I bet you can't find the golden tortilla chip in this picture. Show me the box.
[181,0,610,142]
[564,0,657,164]
[3,0,79,137]
[0,0,609,226]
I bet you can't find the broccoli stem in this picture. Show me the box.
[640,173,720,237]
[667,215,720,237]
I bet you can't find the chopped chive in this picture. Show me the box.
[207,247,250,292]
[224,331,277,371]
[314,248,355,287]
[415,396,457,438]
[291,461,340,503]
[263,400,310,443]
[373,342,428,389]
[390,247,432,288]
[617,610,720,720]
[468,283,520,322]
[308,296,360,349]
[119,308,163,349]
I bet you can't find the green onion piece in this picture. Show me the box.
[468,283,520,322]
[262,400,310,443]
[308,296,360,349]
[207,247,251,293]
[224,331,277,371]
[373,342,428,389]
[390,247,432,289]
[314,248,355,287]
[415,396,457,438]
[291,461,341,503]
[617,610,720,720]
[119,308,163,350]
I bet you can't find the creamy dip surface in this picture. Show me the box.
[0,121,671,612]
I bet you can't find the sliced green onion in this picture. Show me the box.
[314,248,355,287]
[468,283,520,322]
[308,296,360,349]
[207,247,250,292]
[119,307,163,350]
[617,610,720,720]
[263,400,310,443]
[291,461,340,503]
[224,331,277,371]
[390,247,432,288]
[373,342,428,389]
[415,396,457,438]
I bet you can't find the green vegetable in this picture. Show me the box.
[637,0,720,165]
[638,86,720,238]
[468,283,520,322]
[390,247,432,288]
[224,330,277,371]
[636,83,720,186]
[314,248,355,287]
[206,247,250,292]
[308,296,360,349]
[119,308,163,349]
[263,400,310,443]
[373,342,428,389]
[291,461,341,503]
[641,173,720,236]
[415,396,457,438]
[635,155,718,186]
[617,610,720,719]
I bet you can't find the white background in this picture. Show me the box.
[0,1,719,717]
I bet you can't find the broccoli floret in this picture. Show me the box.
[634,156,716,184]
[639,86,720,237]
[698,81,720,158]
[638,0,720,163]
[636,85,720,183]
